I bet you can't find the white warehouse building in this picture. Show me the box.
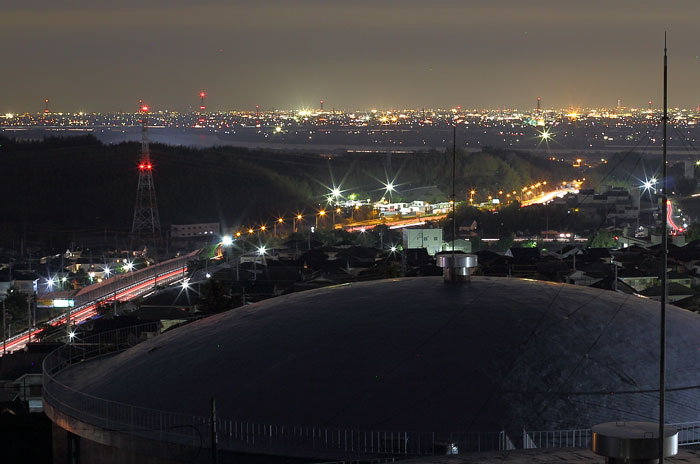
[402,228,443,256]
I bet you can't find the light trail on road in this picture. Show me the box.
[1,267,187,356]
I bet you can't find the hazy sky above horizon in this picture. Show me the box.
[3,0,700,113]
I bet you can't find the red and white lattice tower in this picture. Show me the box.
[131,101,161,244]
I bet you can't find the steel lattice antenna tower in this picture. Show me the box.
[131,101,161,246]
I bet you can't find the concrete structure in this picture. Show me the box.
[575,186,640,223]
[170,222,220,238]
[44,277,700,463]
[0,270,39,297]
[402,228,443,255]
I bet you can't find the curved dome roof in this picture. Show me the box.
[60,277,700,434]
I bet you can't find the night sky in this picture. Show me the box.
[3,0,700,112]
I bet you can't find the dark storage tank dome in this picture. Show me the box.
[60,276,700,434]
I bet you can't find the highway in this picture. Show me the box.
[343,213,448,232]
[520,180,582,207]
[1,250,199,356]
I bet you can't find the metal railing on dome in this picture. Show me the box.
[522,422,700,450]
[522,429,592,449]
[672,421,700,446]
[42,323,441,459]
[42,322,700,460]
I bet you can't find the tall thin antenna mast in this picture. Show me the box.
[659,31,668,464]
[451,122,457,280]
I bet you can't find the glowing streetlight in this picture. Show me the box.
[103,266,111,277]
[390,246,397,253]
[222,235,233,246]
[257,246,267,256]
[46,277,55,290]
[642,177,658,193]
[248,228,254,235]
[274,217,284,235]
[182,279,190,290]
[260,225,267,232]
[123,260,134,272]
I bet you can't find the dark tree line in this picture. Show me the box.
[0,135,575,249]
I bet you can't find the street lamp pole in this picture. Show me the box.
[2,298,6,355]
[275,218,283,236]
[27,294,32,344]
[113,275,118,316]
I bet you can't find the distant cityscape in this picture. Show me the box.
[3,102,700,154]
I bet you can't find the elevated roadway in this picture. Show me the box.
[1,250,200,356]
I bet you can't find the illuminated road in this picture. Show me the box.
[343,213,448,232]
[667,199,682,233]
[520,181,582,207]
[1,251,199,356]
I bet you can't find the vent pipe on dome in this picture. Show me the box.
[437,253,477,283]
[591,421,677,464]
